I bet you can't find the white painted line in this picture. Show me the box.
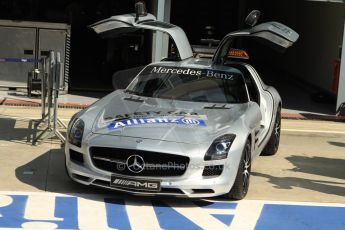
[242,199,345,208]
[126,199,161,230]
[21,221,58,229]
[24,195,62,221]
[282,128,345,134]
[230,201,264,230]
[0,195,13,218]
[78,197,111,230]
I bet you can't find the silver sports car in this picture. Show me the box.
[65,9,298,199]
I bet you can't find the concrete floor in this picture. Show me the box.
[0,106,344,203]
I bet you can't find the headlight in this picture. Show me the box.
[68,118,85,147]
[204,134,236,161]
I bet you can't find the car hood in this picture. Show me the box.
[91,92,247,144]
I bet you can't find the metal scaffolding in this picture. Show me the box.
[31,51,66,145]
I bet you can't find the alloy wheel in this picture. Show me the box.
[242,144,251,190]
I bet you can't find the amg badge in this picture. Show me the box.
[110,175,161,192]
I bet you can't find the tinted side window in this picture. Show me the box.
[244,74,260,104]
[224,63,260,105]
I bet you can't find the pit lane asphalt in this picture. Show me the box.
[0,106,344,229]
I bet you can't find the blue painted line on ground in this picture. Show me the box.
[0,195,27,228]
[1,194,345,229]
[255,204,345,230]
[0,195,79,229]
[152,200,202,230]
[105,198,131,230]
[212,214,234,226]
[54,196,79,229]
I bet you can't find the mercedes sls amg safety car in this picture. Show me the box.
[65,9,298,199]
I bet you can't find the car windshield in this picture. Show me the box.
[126,65,249,104]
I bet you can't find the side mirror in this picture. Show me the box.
[245,10,261,27]
[135,1,148,22]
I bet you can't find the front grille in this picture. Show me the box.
[202,165,224,177]
[90,147,189,177]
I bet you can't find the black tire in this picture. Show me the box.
[262,107,281,156]
[225,139,251,200]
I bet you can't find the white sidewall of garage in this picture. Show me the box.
[337,19,345,110]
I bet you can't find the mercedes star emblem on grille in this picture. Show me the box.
[126,155,145,173]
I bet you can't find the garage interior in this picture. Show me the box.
[0,0,344,115]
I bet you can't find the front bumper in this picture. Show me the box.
[65,134,243,198]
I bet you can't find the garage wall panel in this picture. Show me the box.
[0,27,36,87]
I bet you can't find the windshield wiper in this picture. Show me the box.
[203,104,231,109]
[123,90,145,102]
[124,89,140,95]
[123,95,144,103]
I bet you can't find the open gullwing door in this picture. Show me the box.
[90,13,193,60]
[213,21,299,63]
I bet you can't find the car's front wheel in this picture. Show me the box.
[225,139,251,200]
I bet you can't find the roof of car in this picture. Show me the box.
[150,58,243,75]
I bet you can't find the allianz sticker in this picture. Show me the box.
[104,111,208,121]
[107,116,206,130]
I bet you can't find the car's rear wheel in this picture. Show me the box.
[262,107,281,156]
[225,139,251,200]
